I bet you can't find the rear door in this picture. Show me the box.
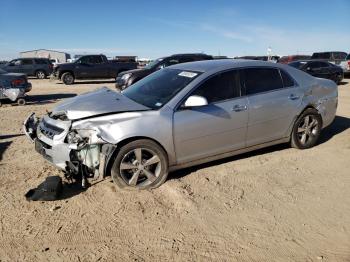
[21,59,35,75]
[173,69,248,164]
[242,67,303,146]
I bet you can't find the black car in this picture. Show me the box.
[0,58,53,79]
[288,60,344,84]
[311,51,347,65]
[116,53,213,90]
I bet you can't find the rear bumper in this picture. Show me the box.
[25,83,32,93]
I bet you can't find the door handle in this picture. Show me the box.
[288,94,300,100]
[232,105,247,112]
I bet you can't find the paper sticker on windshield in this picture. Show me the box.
[178,71,198,78]
[155,102,163,107]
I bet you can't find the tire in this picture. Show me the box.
[111,139,168,190]
[291,108,322,149]
[61,72,75,85]
[36,70,46,79]
[17,98,26,106]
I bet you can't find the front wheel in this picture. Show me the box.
[61,72,75,85]
[291,108,322,149]
[111,139,168,190]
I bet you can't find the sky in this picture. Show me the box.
[0,0,349,60]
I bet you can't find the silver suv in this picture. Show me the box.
[24,60,338,189]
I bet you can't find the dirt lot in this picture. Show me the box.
[0,77,350,261]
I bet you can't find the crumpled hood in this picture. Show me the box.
[51,87,150,120]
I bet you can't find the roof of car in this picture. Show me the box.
[169,59,284,73]
[289,60,331,63]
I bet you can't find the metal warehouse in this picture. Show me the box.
[20,49,71,63]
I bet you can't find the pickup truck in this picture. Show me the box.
[52,54,138,85]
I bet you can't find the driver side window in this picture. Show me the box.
[191,70,240,104]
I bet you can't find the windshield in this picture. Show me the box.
[123,68,201,109]
[144,58,163,69]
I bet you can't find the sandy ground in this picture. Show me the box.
[0,77,350,261]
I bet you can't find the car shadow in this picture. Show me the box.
[318,115,350,144]
[338,81,348,86]
[0,134,24,140]
[0,141,12,162]
[169,115,350,181]
[0,93,76,106]
[56,80,115,85]
[26,93,76,105]
[58,179,105,200]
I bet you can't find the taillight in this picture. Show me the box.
[11,79,25,86]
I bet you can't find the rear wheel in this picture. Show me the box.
[17,98,26,106]
[291,108,322,149]
[61,72,75,85]
[111,139,168,190]
[36,70,46,79]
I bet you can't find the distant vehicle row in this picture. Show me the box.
[0,58,53,79]
[51,54,138,85]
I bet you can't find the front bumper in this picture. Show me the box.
[23,113,72,170]
[23,113,109,178]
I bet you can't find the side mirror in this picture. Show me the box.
[184,95,208,108]
[306,67,312,71]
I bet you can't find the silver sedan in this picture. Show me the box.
[24,60,338,189]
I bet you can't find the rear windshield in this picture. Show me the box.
[123,68,201,109]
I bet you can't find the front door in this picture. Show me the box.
[173,69,248,164]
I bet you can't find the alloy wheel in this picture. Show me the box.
[119,147,161,187]
[37,71,45,79]
[296,115,319,145]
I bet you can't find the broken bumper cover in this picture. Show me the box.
[23,113,72,170]
[23,113,112,178]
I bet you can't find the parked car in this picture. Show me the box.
[24,60,337,190]
[0,68,32,106]
[115,53,213,90]
[288,60,344,84]
[278,55,311,64]
[234,56,280,62]
[339,53,350,75]
[52,54,138,85]
[311,51,347,65]
[0,58,53,79]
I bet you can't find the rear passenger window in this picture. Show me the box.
[242,68,283,95]
[22,59,33,65]
[34,59,47,64]
[192,70,240,103]
[280,70,294,87]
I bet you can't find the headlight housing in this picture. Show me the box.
[121,73,131,81]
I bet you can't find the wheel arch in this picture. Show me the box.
[59,70,75,79]
[288,104,323,138]
[104,136,170,178]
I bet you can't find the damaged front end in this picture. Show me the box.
[23,112,114,188]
